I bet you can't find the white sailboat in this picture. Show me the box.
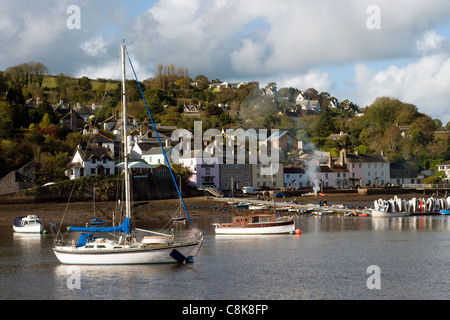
[50,44,203,265]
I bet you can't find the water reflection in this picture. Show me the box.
[2,214,450,300]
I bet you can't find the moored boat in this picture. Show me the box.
[370,210,410,217]
[49,44,203,265]
[248,204,268,210]
[13,215,44,233]
[212,214,295,235]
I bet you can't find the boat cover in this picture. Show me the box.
[68,217,131,234]
[76,233,96,247]
[90,217,107,225]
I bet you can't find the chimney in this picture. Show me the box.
[339,148,347,165]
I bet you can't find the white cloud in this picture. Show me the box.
[276,70,332,93]
[354,53,450,124]
[1,0,450,125]
[416,30,445,54]
[82,36,108,57]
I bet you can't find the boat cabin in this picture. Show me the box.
[222,215,277,228]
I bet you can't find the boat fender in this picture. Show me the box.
[295,229,301,235]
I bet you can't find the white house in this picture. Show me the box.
[68,145,115,179]
[142,146,174,166]
[131,142,154,160]
[178,150,219,188]
[284,167,308,189]
[437,160,450,181]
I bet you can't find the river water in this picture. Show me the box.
[1,214,450,301]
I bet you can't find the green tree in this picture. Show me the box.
[34,151,69,184]
[0,101,14,138]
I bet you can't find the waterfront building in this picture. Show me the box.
[437,160,450,181]
[283,167,307,189]
[177,150,219,189]
[336,149,390,187]
[68,145,115,179]
[142,146,174,166]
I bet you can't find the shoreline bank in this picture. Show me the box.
[0,192,432,225]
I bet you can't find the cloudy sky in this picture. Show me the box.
[2,0,450,123]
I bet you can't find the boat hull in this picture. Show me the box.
[214,220,295,235]
[53,241,202,265]
[371,210,410,217]
[13,224,43,233]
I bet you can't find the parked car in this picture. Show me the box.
[242,186,258,195]
[274,192,289,198]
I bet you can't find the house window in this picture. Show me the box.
[91,158,96,164]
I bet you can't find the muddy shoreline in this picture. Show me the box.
[0,192,432,225]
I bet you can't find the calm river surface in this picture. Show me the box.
[1,214,450,300]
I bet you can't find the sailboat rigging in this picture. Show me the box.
[50,44,203,265]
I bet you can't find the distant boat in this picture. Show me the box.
[440,210,450,215]
[212,214,295,235]
[312,209,334,216]
[233,202,250,208]
[248,204,268,210]
[13,215,44,234]
[172,216,186,222]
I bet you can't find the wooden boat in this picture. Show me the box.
[212,214,295,235]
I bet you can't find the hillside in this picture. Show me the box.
[0,62,449,185]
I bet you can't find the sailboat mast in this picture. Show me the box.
[121,44,132,221]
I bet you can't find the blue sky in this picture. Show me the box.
[1,0,450,124]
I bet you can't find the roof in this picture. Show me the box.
[438,160,450,166]
[76,147,114,161]
[266,130,295,141]
[390,161,419,171]
[143,146,173,155]
[89,132,114,144]
[345,154,388,163]
[284,167,305,174]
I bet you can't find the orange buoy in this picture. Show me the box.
[295,229,301,235]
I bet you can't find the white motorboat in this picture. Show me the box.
[13,215,44,233]
[212,214,295,235]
